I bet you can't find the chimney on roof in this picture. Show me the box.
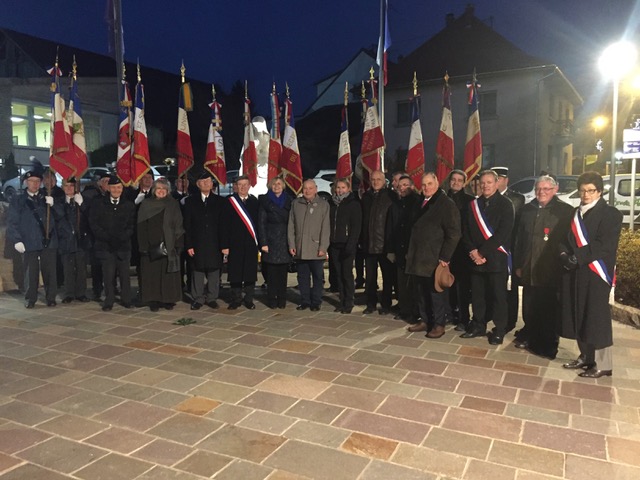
[445,13,455,27]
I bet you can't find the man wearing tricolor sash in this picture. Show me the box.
[460,170,514,345]
[222,176,260,310]
[559,172,622,378]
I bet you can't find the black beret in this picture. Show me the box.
[197,171,214,181]
[107,175,122,185]
[23,170,43,181]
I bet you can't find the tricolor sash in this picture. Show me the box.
[229,196,258,246]
[570,210,614,286]
[470,198,511,272]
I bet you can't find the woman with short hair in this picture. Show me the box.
[137,178,184,312]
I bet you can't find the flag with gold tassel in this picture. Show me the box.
[204,85,227,185]
[177,61,194,178]
[281,83,303,195]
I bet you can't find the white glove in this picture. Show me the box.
[180,196,187,206]
[73,193,84,206]
[45,196,54,206]
[134,192,146,205]
[14,242,25,253]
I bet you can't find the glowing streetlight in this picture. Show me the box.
[592,116,608,131]
[599,41,637,204]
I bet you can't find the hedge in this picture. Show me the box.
[615,229,640,309]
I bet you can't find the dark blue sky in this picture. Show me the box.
[2,0,638,113]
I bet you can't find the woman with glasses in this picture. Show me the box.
[559,171,622,378]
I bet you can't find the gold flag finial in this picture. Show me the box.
[136,59,141,83]
[444,71,450,85]
[412,71,418,97]
[285,82,290,98]
[72,55,77,81]
[369,66,375,80]
[344,82,349,106]
[180,60,186,84]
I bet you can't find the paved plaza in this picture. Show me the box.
[0,281,639,479]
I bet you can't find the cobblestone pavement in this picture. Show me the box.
[0,283,639,479]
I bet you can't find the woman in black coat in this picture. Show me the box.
[258,177,292,309]
[329,178,361,313]
[137,179,184,312]
[559,172,622,378]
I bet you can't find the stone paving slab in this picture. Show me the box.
[0,286,639,479]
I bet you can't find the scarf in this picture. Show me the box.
[332,192,349,205]
[267,189,287,209]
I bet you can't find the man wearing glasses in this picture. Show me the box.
[513,175,573,359]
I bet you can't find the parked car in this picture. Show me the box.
[510,175,578,203]
[313,169,336,195]
[219,169,239,196]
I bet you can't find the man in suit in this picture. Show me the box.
[89,176,136,311]
[492,166,525,334]
[83,171,111,301]
[222,175,260,309]
[184,172,225,310]
[7,168,61,308]
[460,170,514,345]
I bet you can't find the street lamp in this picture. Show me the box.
[599,41,637,205]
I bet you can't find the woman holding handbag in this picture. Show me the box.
[137,178,184,311]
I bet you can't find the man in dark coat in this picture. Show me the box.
[386,175,420,322]
[89,176,136,311]
[405,173,461,338]
[360,170,395,314]
[7,168,61,308]
[184,172,225,310]
[513,175,573,359]
[83,171,111,301]
[446,170,475,331]
[460,170,515,345]
[222,175,260,310]
[57,177,91,303]
[559,171,622,378]
[492,166,525,334]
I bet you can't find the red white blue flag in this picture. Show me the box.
[242,88,258,187]
[405,95,424,188]
[116,78,133,185]
[435,77,454,183]
[68,69,88,179]
[49,61,76,180]
[205,91,227,186]
[360,78,384,180]
[281,93,303,195]
[268,84,282,183]
[177,79,194,178]
[337,104,352,180]
[131,76,151,185]
[463,72,482,183]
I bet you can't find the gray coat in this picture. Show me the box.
[288,195,330,260]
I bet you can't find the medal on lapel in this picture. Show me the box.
[543,227,549,242]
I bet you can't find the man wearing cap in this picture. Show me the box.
[7,168,62,308]
[89,176,136,311]
[461,170,515,345]
[405,173,461,338]
[492,166,525,334]
[57,177,91,303]
[184,172,225,310]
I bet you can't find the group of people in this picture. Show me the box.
[6,163,622,378]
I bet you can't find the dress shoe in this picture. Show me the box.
[310,305,320,311]
[191,302,203,310]
[120,302,134,309]
[578,368,612,378]
[362,307,376,314]
[296,304,309,311]
[244,301,256,310]
[227,302,241,310]
[334,307,343,313]
[488,333,504,345]
[341,307,353,314]
[76,296,90,303]
[562,358,594,370]
[61,297,73,304]
[514,339,529,349]
[102,304,113,312]
[278,303,286,309]
[378,308,390,315]
[407,321,427,333]
[149,304,160,312]
[460,329,486,339]
[427,324,446,338]
[25,301,35,309]
[206,301,219,309]
[163,303,174,310]
[47,300,57,307]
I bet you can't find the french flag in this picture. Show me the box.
[176,81,194,178]
[205,97,227,186]
[336,104,352,180]
[435,78,454,183]
[268,85,282,183]
[360,79,384,176]
[68,74,88,179]
[463,73,482,182]
[131,80,151,184]
[116,80,133,185]
[405,95,424,188]
[49,64,76,180]
[281,96,303,195]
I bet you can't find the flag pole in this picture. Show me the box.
[112,0,125,97]
[378,0,385,172]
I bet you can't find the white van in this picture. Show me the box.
[558,174,640,224]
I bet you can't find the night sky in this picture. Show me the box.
[2,0,639,113]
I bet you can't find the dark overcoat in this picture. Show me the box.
[183,193,225,271]
[405,189,461,278]
[559,198,622,348]
[360,188,394,254]
[258,193,292,265]
[462,191,514,273]
[329,192,362,254]
[89,196,136,260]
[7,192,61,251]
[385,191,419,270]
[222,193,260,283]
[57,198,91,255]
[447,188,475,275]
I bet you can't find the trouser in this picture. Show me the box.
[414,275,447,327]
[191,268,220,304]
[506,274,520,331]
[230,282,255,304]
[62,250,87,298]
[265,263,288,307]
[101,251,131,307]
[24,248,57,303]
[578,340,613,370]
[469,271,508,335]
[90,249,103,298]
[297,259,325,307]
[364,253,393,309]
[180,251,191,292]
[449,270,471,325]
[329,245,355,309]
[355,248,365,285]
[522,285,559,355]
[396,266,415,318]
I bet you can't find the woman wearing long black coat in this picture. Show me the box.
[137,178,184,311]
[258,177,292,309]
